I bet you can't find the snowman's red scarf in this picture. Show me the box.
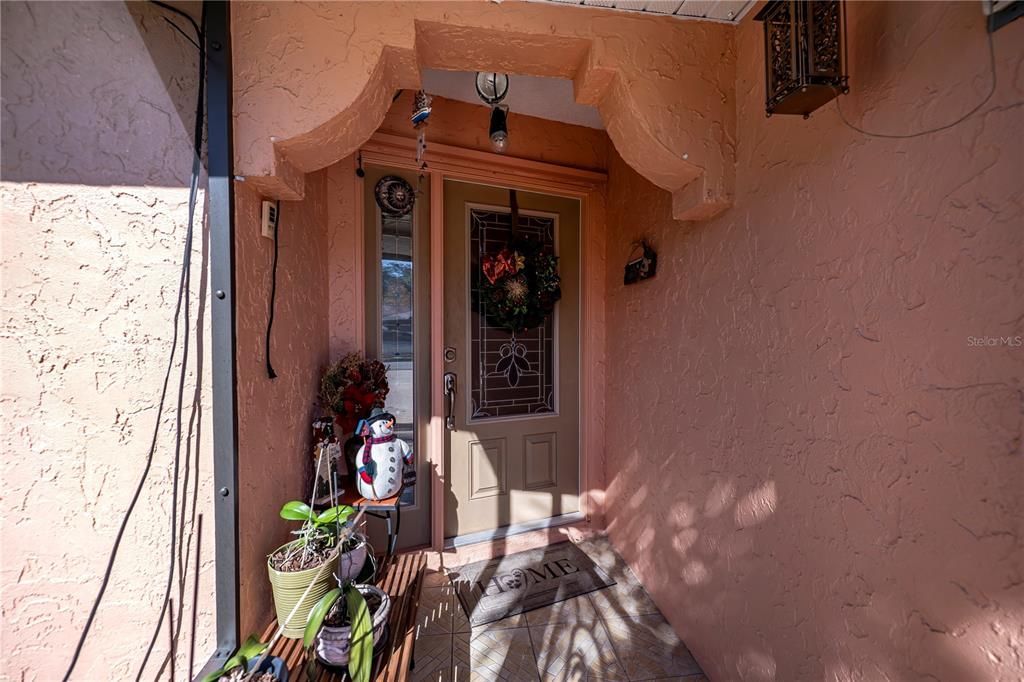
[358,434,397,485]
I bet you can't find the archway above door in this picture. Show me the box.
[232,2,737,221]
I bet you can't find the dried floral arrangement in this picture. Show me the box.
[319,352,389,436]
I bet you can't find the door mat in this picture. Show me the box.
[447,542,616,626]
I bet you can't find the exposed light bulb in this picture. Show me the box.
[489,106,509,154]
[490,130,508,153]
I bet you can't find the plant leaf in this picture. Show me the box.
[347,588,373,682]
[303,587,342,650]
[199,635,266,682]
[237,633,268,659]
[316,504,355,526]
[280,500,313,521]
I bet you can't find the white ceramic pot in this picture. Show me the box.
[337,534,369,583]
[314,584,391,668]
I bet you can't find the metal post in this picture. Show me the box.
[199,0,239,678]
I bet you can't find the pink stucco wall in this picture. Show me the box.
[603,3,1024,680]
[234,172,330,638]
[231,1,734,220]
[2,2,215,679]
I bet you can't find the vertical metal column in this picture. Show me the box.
[202,0,239,675]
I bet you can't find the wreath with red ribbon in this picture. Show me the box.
[475,192,561,333]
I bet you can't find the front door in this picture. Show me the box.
[443,180,581,541]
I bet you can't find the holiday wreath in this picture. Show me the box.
[477,236,561,333]
[319,352,389,436]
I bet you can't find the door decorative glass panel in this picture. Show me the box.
[380,210,416,505]
[469,208,556,421]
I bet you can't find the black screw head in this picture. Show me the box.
[215,290,226,299]
[219,487,230,497]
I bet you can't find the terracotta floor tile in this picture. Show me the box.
[410,633,454,682]
[452,627,539,681]
[587,581,660,619]
[416,585,457,637]
[600,615,702,680]
[529,621,627,681]
[571,537,640,587]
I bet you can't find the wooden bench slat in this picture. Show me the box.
[391,560,424,680]
[381,553,425,682]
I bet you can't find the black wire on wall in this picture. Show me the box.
[833,14,1000,139]
[62,2,206,680]
[265,200,281,380]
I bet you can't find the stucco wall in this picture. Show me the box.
[231,1,733,219]
[603,3,1023,681]
[234,172,330,638]
[2,2,215,680]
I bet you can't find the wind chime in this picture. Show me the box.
[410,90,432,193]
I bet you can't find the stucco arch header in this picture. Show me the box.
[233,2,736,220]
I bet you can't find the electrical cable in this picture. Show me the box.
[137,2,206,678]
[833,18,998,139]
[60,3,205,680]
[265,200,281,379]
[162,17,200,50]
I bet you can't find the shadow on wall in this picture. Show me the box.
[1,1,216,680]
[605,445,1004,682]
[599,2,1022,679]
[1,1,203,187]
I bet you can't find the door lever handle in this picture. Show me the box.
[443,372,457,431]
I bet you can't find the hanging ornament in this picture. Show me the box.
[411,90,433,126]
[410,90,433,194]
[374,175,415,216]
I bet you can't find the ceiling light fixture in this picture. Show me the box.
[475,72,509,105]
[476,72,511,154]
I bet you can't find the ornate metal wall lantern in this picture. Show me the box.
[754,0,849,118]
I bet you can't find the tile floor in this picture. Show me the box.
[409,534,708,682]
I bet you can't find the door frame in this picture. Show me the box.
[359,132,607,551]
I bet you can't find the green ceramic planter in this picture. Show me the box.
[268,542,340,638]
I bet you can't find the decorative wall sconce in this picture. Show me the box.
[754,0,849,118]
[624,241,657,285]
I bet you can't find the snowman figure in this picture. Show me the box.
[354,409,412,500]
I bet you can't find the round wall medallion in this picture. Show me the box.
[374,175,415,217]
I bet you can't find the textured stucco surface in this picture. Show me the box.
[230,1,734,219]
[2,2,215,680]
[603,3,1024,681]
[234,173,330,638]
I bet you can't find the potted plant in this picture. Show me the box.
[319,352,389,439]
[303,583,392,682]
[200,634,289,682]
[267,501,356,638]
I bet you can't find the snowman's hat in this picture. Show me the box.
[355,408,394,437]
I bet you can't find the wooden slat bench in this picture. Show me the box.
[260,551,426,681]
